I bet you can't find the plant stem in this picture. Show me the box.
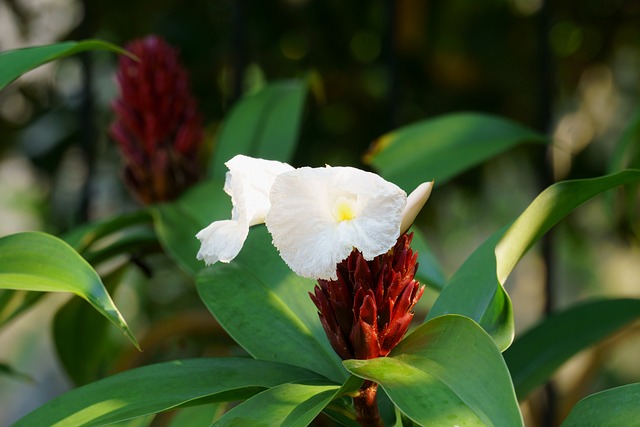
[353,381,384,427]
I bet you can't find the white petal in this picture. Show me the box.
[400,181,434,233]
[196,220,249,264]
[266,166,407,280]
[224,155,294,227]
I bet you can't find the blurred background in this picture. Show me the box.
[1,0,639,426]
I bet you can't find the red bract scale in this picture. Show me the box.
[110,35,204,204]
[310,232,424,360]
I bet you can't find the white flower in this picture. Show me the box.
[266,166,407,280]
[195,155,293,265]
[196,155,433,281]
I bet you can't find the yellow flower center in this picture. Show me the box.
[332,196,358,222]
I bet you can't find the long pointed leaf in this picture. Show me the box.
[15,358,326,427]
[213,382,341,427]
[429,170,640,350]
[495,169,640,283]
[344,315,523,427]
[504,298,640,400]
[0,232,138,349]
[0,40,129,90]
[364,112,546,191]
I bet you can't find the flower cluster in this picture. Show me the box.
[310,232,424,360]
[196,155,432,280]
[110,35,204,204]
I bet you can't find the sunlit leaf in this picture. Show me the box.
[0,40,129,91]
[197,227,347,383]
[53,265,131,386]
[504,298,640,400]
[213,381,348,427]
[365,112,546,191]
[429,169,640,351]
[210,79,307,178]
[15,358,326,427]
[560,383,640,427]
[495,169,640,283]
[344,315,523,427]
[0,232,138,349]
[427,227,514,351]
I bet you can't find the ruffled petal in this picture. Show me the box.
[266,166,406,280]
[224,155,294,226]
[195,220,249,264]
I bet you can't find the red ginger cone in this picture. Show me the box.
[110,35,204,204]
[310,232,424,360]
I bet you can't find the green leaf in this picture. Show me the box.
[560,383,640,427]
[210,79,307,179]
[495,169,640,283]
[152,179,231,276]
[53,265,131,385]
[15,358,326,427]
[63,210,153,255]
[427,227,514,351]
[504,299,640,400]
[196,226,347,383]
[364,112,546,191]
[0,40,130,91]
[212,382,342,427]
[429,169,640,351]
[0,232,138,349]
[167,404,222,427]
[344,315,523,427]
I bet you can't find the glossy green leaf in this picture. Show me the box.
[197,226,347,383]
[504,299,640,400]
[495,169,640,283]
[429,169,640,351]
[365,112,546,191]
[210,79,307,179]
[213,382,342,427]
[344,315,523,427]
[427,227,514,351]
[560,383,640,427]
[152,179,231,276]
[0,232,138,349]
[0,40,129,90]
[15,358,326,427]
[53,265,131,385]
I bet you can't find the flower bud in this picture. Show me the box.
[110,35,204,204]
